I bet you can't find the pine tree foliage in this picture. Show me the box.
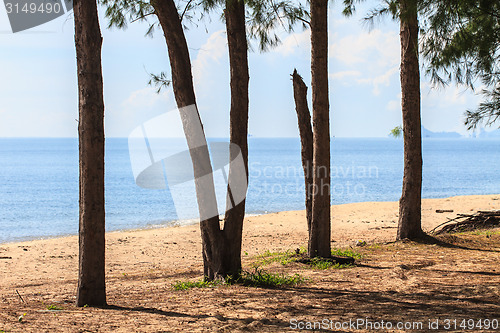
[245,0,309,51]
[421,1,500,129]
[200,0,309,52]
[101,0,309,86]
[344,0,500,129]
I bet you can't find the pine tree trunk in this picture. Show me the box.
[74,0,106,307]
[309,0,331,258]
[220,0,249,278]
[292,69,313,232]
[152,0,223,279]
[397,0,425,240]
[153,0,249,279]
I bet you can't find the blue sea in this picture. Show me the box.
[0,138,499,244]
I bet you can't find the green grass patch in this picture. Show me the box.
[173,269,305,290]
[234,269,305,288]
[252,248,305,267]
[46,305,63,311]
[306,257,355,269]
[253,247,361,269]
[172,279,225,291]
[331,248,363,259]
[466,229,500,236]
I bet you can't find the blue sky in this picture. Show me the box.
[0,2,484,138]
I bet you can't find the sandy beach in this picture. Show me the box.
[1,194,499,332]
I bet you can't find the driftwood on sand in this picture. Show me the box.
[431,211,500,235]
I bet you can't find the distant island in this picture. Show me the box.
[421,126,462,138]
[475,128,500,138]
[391,126,500,138]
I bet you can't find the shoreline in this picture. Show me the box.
[1,194,498,247]
[0,213,266,246]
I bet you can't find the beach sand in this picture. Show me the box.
[1,194,499,332]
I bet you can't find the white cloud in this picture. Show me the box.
[387,99,400,111]
[188,30,231,138]
[122,87,169,109]
[419,81,483,134]
[104,87,174,137]
[330,29,399,67]
[442,86,469,105]
[328,28,400,96]
[421,82,475,108]
[332,17,351,28]
[329,70,362,80]
[273,29,310,56]
[387,92,402,111]
[357,66,399,95]
[192,30,227,84]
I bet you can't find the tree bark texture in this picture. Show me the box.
[153,0,249,279]
[309,0,331,258]
[153,0,223,279]
[74,0,106,307]
[292,69,313,232]
[221,0,250,278]
[397,0,425,240]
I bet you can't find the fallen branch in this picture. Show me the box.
[16,290,25,303]
[431,210,500,235]
[436,209,454,213]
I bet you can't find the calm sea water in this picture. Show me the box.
[0,138,499,243]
